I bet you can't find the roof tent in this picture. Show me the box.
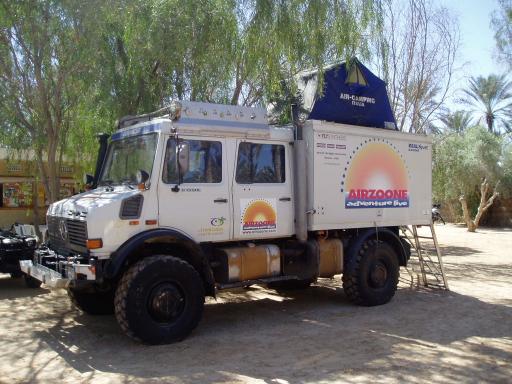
[296,59,397,130]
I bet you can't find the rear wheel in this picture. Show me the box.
[10,271,23,279]
[342,239,399,306]
[114,255,205,345]
[68,287,115,315]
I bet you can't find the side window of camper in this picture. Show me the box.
[236,143,285,183]
[163,139,222,184]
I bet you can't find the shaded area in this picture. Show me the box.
[0,274,50,300]
[0,224,511,383]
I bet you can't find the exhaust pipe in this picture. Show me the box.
[292,104,308,242]
[92,133,110,188]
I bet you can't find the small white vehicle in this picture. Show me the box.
[21,63,432,344]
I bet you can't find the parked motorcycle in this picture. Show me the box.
[432,204,445,224]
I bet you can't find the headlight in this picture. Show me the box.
[25,238,36,247]
[2,238,14,244]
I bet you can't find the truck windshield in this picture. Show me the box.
[99,133,158,186]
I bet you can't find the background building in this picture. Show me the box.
[0,148,79,229]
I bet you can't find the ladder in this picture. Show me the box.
[400,224,449,290]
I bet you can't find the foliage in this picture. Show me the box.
[0,0,97,202]
[492,0,512,67]
[0,0,382,185]
[461,74,512,135]
[437,110,473,135]
[433,126,507,221]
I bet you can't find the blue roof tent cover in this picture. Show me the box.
[297,60,397,129]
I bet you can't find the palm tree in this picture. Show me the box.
[438,110,473,135]
[462,74,512,134]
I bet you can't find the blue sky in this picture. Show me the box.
[441,0,507,98]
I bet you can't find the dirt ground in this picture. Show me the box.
[0,224,511,384]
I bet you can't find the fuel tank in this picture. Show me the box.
[318,238,343,278]
[213,244,281,283]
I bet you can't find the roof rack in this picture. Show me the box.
[116,101,182,130]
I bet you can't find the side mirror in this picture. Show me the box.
[178,142,190,175]
[83,174,94,189]
[136,169,150,185]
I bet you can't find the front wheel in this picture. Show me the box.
[342,240,399,306]
[114,255,205,345]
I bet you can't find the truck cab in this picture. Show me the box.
[21,100,427,344]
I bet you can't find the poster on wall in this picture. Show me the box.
[2,182,33,208]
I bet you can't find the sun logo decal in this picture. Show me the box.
[240,199,277,233]
[341,138,410,209]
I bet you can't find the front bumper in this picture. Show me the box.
[19,248,96,289]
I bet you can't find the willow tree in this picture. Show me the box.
[89,0,381,120]
[0,0,95,203]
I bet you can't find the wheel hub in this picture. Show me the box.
[369,261,388,288]
[148,282,185,323]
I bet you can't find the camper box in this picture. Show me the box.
[305,120,432,230]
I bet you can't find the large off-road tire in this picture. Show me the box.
[24,274,42,288]
[342,239,399,306]
[268,278,315,291]
[114,255,205,345]
[68,287,115,315]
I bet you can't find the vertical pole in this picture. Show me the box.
[291,103,308,242]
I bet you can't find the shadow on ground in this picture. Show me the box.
[10,281,511,384]
[0,275,50,300]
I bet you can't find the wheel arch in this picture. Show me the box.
[104,228,215,296]
[346,227,409,267]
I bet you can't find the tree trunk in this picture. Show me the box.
[459,179,500,232]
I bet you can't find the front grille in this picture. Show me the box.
[67,220,87,248]
[47,216,88,252]
[120,195,143,219]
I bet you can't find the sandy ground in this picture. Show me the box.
[0,224,511,384]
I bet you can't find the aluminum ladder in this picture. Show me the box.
[400,224,449,290]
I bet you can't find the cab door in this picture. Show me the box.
[232,140,294,240]
[158,136,231,242]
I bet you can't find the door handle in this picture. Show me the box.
[214,198,228,203]
[279,197,291,202]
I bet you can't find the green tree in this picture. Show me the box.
[0,0,95,203]
[438,110,473,135]
[89,0,381,121]
[461,74,512,135]
[433,126,503,231]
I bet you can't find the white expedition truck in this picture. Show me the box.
[21,99,432,345]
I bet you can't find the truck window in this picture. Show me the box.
[163,139,222,184]
[236,143,285,184]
